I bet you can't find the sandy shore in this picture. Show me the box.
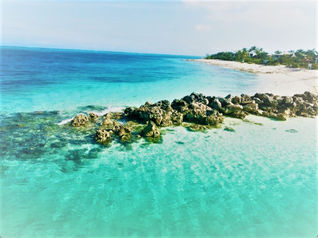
[193,59,318,95]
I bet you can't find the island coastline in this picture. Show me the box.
[192,59,318,95]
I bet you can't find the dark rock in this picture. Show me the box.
[209,98,223,111]
[160,112,173,127]
[124,103,169,126]
[95,129,112,144]
[223,104,247,119]
[171,99,189,113]
[254,93,278,109]
[182,92,209,105]
[153,100,172,111]
[224,104,243,114]
[231,110,248,119]
[104,112,123,120]
[89,112,99,122]
[243,103,259,114]
[231,96,241,104]
[296,91,317,103]
[101,118,124,134]
[225,94,231,99]
[124,107,136,117]
[72,114,89,127]
[205,110,224,125]
[282,96,293,105]
[253,97,262,104]
[183,102,224,125]
[171,110,183,125]
[240,94,253,105]
[118,127,131,142]
[111,121,124,134]
[101,118,114,128]
[141,121,160,138]
[184,102,209,123]
[218,97,232,107]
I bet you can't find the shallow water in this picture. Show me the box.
[0,47,317,237]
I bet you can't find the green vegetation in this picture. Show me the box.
[205,46,318,69]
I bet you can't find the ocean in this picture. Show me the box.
[0,46,317,237]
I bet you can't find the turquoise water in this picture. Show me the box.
[0,47,317,237]
[0,46,258,113]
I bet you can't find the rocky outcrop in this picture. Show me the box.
[72,114,89,127]
[171,110,183,125]
[251,91,318,119]
[141,121,160,138]
[89,112,99,122]
[70,91,317,146]
[118,127,131,142]
[95,129,112,144]
[101,117,122,132]
[125,100,180,127]
[183,102,224,125]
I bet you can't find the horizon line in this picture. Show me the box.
[0,44,202,58]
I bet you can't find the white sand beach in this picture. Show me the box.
[194,59,318,95]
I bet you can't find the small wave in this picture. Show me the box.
[57,118,73,126]
[90,106,124,116]
[56,106,124,125]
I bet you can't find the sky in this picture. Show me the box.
[1,0,317,55]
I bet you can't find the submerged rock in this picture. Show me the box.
[285,129,298,133]
[185,123,210,132]
[270,113,287,121]
[224,126,235,132]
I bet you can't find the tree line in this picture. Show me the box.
[205,46,318,69]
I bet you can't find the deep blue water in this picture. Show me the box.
[0,46,258,113]
[0,46,317,238]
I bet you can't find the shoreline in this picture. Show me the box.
[192,59,318,95]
